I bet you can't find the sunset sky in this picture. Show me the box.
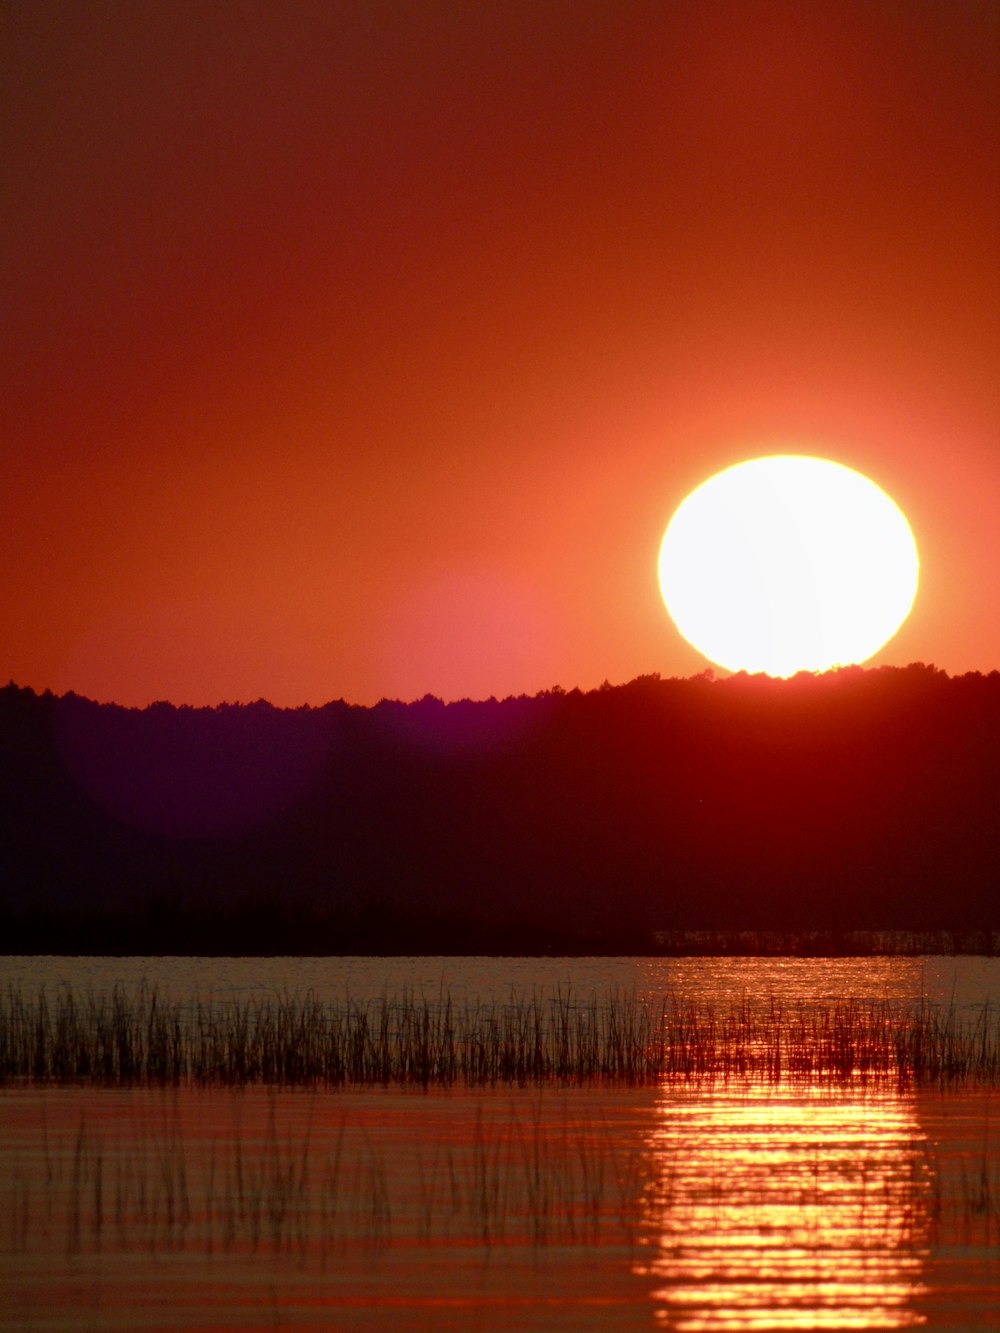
[4,0,998,708]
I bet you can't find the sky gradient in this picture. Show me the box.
[4,0,998,707]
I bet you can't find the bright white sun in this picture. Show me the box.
[658,455,919,676]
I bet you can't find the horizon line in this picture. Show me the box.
[4,660,990,714]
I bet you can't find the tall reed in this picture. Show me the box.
[1,982,997,1089]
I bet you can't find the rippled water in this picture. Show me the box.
[1,956,998,1331]
[640,1083,928,1330]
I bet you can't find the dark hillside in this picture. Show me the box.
[1,665,997,953]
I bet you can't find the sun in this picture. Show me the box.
[658,455,919,676]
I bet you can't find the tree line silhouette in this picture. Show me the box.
[1,664,998,954]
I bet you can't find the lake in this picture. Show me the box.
[1,955,998,1331]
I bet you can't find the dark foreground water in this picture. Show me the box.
[1,956,998,1332]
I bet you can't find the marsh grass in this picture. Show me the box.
[2,982,998,1089]
[3,1092,651,1262]
[5,1091,999,1266]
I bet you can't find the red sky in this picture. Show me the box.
[3,0,998,707]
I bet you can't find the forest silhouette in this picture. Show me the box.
[1,665,997,955]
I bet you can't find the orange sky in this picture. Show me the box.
[4,1,998,707]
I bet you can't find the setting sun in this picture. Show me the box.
[658,456,920,676]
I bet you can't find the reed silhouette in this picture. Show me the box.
[3,983,998,1089]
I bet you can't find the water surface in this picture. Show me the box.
[2,956,997,1331]
[3,953,997,1011]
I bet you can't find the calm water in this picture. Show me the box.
[1,956,998,1331]
[3,952,998,1011]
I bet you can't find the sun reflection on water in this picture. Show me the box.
[635,1080,931,1331]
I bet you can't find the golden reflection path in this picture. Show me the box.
[635,1080,931,1331]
